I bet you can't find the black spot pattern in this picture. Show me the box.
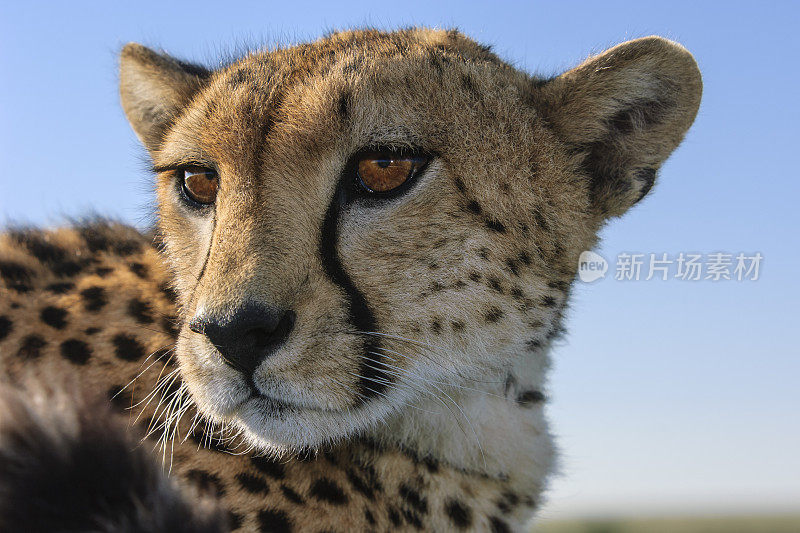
[45,282,74,294]
[228,511,243,530]
[387,506,402,527]
[401,507,423,529]
[111,334,145,361]
[236,473,270,495]
[399,484,428,514]
[506,258,521,276]
[78,224,142,256]
[338,91,350,121]
[186,469,226,496]
[127,298,153,324]
[10,231,85,276]
[485,307,504,323]
[60,339,92,365]
[496,491,520,513]
[467,200,482,215]
[0,261,33,292]
[128,262,148,278]
[487,276,504,293]
[17,335,46,359]
[445,499,472,529]
[489,516,511,533]
[516,390,546,406]
[40,306,68,329]
[0,315,11,341]
[251,456,286,480]
[309,478,348,505]
[533,209,549,231]
[346,468,376,500]
[258,509,293,533]
[484,218,506,233]
[423,457,439,473]
[280,485,304,504]
[80,286,106,312]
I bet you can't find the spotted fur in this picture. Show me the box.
[0,28,701,531]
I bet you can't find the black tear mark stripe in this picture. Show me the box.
[191,214,217,298]
[319,180,392,402]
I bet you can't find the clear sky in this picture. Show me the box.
[1,0,798,519]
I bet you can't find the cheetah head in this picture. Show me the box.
[120,29,701,453]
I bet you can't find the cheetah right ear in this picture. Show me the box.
[531,37,702,219]
[119,43,210,152]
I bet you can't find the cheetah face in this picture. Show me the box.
[120,29,701,451]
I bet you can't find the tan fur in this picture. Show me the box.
[0,28,701,531]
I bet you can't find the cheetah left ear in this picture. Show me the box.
[119,43,210,152]
[532,36,702,218]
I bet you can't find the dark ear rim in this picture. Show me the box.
[529,36,702,219]
[119,43,211,152]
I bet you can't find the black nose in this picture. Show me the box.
[188,304,296,375]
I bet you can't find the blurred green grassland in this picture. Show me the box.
[531,514,800,533]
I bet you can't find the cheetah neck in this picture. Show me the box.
[370,344,555,494]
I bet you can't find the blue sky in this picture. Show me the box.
[2,0,798,519]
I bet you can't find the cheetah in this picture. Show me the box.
[0,28,701,532]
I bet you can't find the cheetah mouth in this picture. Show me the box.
[241,374,289,411]
[246,391,289,411]
[237,387,340,417]
[224,387,368,450]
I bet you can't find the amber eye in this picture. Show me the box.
[356,151,428,194]
[181,167,219,206]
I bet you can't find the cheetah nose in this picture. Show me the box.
[188,304,296,376]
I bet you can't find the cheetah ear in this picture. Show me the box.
[119,43,210,152]
[534,36,702,218]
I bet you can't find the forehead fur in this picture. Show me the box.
[155,28,537,165]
